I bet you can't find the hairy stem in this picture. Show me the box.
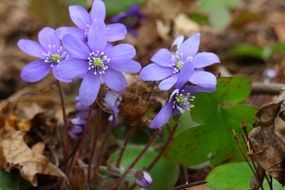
[95,122,112,178]
[116,126,137,167]
[116,129,160,189]
[55,80,69,166]
[147,122,178,171]
[88,108,102,187]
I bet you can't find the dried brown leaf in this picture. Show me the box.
[0,125,66,186]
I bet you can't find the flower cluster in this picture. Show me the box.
[140,34,220,128]
[18,0,141,107]
[18,0,220,130]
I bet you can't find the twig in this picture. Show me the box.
[171,180,207,190]
[116,129,160,189]
[251,82,285,95]
[232,130,264,190]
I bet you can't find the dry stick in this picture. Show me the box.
[147,122,178,171]
[232,130,265,190]
[88,108,102,188]
[251,82,285,95]
[116,129,160,189]
[116,126,137,167]
[55,80,69,161]
[94,122,113,178]
[171,180,207,190]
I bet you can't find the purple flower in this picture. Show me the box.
[140,34,220,91]
[55,21,141,106]
[18,27,69,82]
[69,117,86,139]
[111,5,145,37]
[150,88,195,129]
[57,0,127,42]
[135,171,152,188]
[103,91,122,125]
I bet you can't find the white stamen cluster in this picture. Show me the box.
[43,46,69,67]
[173,90,195,113]
[170,51,193,74]
[88,51,110,75]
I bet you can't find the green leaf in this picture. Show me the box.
[207,162,285,190]
[165,77,257,166]
[68,0,87,6]
[104,0,145,16]
[0,169,30,190]
[198,0,240,30]
[229,44,272,60]
[108,145,179,190]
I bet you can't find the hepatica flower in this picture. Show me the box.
[18,27,68,82]
[55,21,141,106]
[151,88,195,129]
[140,33,220,91]
[57,0,127,42]
[103,91,122,125]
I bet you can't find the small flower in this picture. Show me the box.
[140,33,220,91]
[103,91,122,125]
[263,68,277,82]
[69,117,86,139]
[55,21,141,106]
[111,5,145,37]
[150,88,195,129]
[135,171,152,188]
[57,0,127,42]
[18,27,69,82]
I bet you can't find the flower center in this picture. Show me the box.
[173,92,194,113]
[88,51,110,75]
[51,54,61,63]
[170,52,193,74]
[43,47,68,67]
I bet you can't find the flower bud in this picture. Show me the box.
[135,171,152,188]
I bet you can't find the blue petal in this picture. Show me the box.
[179,33,200,59]
[88,21,107,52]
[189,71,217,87]
[106,43,136,61]
[18,39,45,59]
[172,35,184,49]
[175,60,194,89]
[192,52,220,68]
[151,48,172,67]
[69,5,91,29]
[62,35,90,59]
[139,64,173,81]
[108,60,141,73]
[79,73,100,106]
[38,27,60,50]
[54,59,88,82]
[103,69,127,91]
[21,60,51,82]
[56,27,85,40]
[159,74,178,91]
[150,102,173,129]
[106,23,127,42]
[90,0,106,21]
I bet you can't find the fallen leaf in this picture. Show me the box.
[0,124,66,186]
